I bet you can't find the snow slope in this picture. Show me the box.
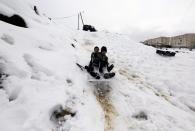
[0,1,195,131]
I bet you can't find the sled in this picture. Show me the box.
[76,63,115,82]
[88,78,112,82]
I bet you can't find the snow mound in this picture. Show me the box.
[0,0,50,28]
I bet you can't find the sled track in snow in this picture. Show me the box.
[94,83,118,131]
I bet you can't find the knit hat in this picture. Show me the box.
[101,46,107,52]
[94,46,99,50]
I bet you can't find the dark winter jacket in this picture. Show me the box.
[90,52,101,67]
[99,53,108,67]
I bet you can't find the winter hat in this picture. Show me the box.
[94,46,99,50]
[101,46,107,52]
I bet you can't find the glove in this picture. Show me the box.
[107,64,114,72]
[84,66,88,69]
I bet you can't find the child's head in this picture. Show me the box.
[94,46,99,53]
[101,46,107,54]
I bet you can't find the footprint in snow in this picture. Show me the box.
[23,54,53,80]
[1,34,14,45]
[66,78,73,86]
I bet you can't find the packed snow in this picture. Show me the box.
[0,0,195,131]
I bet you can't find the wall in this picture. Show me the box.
[144,34,195,48]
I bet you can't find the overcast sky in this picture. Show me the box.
[38,0,195,41]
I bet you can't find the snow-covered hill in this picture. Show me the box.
[0,1,195,131]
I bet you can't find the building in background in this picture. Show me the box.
[143,33,195,49]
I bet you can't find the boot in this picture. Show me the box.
[103,72,115,79]
[90,72,100,79]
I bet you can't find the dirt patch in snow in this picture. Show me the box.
[94,83,118,131]
[51,105,76,123]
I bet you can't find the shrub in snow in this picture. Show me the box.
[33,6,39,15]
[83,25,97,32]
[0,14,27,28]
[71,43,75,48]
[133,111,148,120]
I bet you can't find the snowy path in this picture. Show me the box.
[93,82,117,131]
[73,31,195,131]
